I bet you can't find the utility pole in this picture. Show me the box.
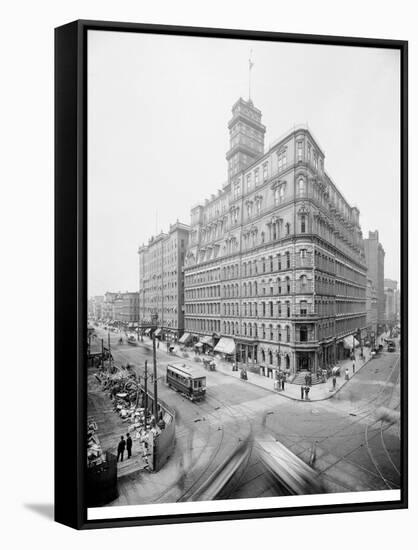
[152,335,159,421]
[144,360,148,430]
[108,330,111,370]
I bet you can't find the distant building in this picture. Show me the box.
[89,296,104,320]
[364,230,385,334]
[102,291,118,321]
[183,97,367,377]
[113,292,139,324]
[138,221,190,340]
[384,278,398,323]
[366,278,378,344]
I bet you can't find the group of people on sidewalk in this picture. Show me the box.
[300,385,311,400]
[116,433,132,462]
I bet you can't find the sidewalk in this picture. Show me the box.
[138,336,378,402]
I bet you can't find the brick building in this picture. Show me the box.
[364,230,385,334]
[183,97,367,377]
[138,222,190,340]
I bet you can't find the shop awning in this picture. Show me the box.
[341,336,354,350]
[214,337,236,355]
[194,342,203,348]
[144,328,151,335]
[200,336,214,347]
[154,328,162,336]
[179,332,192,344]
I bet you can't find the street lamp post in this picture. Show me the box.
[151,313,159,422]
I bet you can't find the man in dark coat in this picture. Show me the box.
[117,435,126,462]
[300,385,304,399]
[126,433,133,459]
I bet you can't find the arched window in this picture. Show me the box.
[286,251,290,269]
[244,322,247,336]
[268,350,273,364]
[261,349,266,363]
[300,325,308,342]
[262,324,266,339]
[278,302,282,317]
[248,281,252,296]
[269,324,273,340]
[298,178,305,196]
[286,325,290,342]
[301,214,306,233]
[254,323,258,337]
[277,324,282,341]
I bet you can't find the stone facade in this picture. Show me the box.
[113,292,139,324]
[138,222,190,339]
[366,278,378,344]
[183,98,367,377]
[384,278,398,323]
[364,230,385,333]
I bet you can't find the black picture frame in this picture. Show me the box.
[55,19,408,530]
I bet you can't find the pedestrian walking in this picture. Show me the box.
[305,374,309,385]
[117,435,126,462]
[301,385,304,399]
[332,375,337,390]
[281,378,285,391]
[352,361,356,374]
[305,386,310,400]
[345,368,349,381]
[126,433,132,459]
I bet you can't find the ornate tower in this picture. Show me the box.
[225,98,266,181]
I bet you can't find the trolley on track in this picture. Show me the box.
[166,362,206,401]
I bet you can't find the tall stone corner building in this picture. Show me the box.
[138,222,190,341]
[183,97,367,377]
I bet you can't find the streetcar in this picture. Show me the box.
[166,362,206,401]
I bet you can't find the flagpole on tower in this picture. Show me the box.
[248,49,254,101]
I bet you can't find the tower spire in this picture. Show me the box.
[248,49,254,101]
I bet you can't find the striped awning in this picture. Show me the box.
[154,328,162,336]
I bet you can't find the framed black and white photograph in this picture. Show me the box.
[55,19,408,529]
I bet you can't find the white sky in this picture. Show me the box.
[88,30,400,297]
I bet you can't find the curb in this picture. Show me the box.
[136,338,373,403]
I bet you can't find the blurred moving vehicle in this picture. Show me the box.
[256,435,324,495]
[387,340,396,352]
